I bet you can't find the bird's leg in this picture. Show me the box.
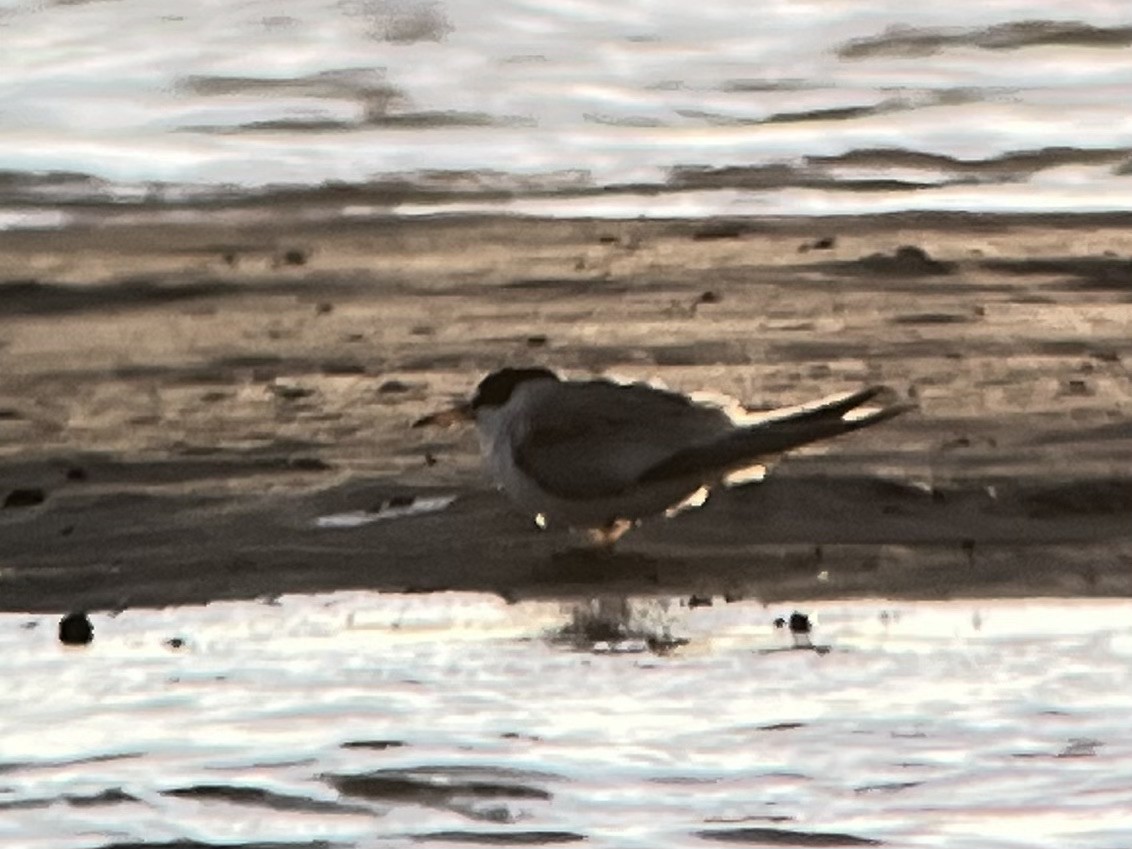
[584,518,634,548]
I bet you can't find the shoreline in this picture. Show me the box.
[3,209,1131,612]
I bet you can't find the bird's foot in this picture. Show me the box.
[583,518,635,548]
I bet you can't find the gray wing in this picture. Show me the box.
[639,386,913,484]
[515,380,734,499]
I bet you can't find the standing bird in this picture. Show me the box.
[415,367,911,544]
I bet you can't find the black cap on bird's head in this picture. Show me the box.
[471,367,559,410]
[412,366,559,428]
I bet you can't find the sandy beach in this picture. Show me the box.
[3,210,1132,612]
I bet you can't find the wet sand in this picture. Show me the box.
[2,211,1132,612]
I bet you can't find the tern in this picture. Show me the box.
[415,368,911,544]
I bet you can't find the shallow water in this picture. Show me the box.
[2,0,1132,220]
[3,593,1131,847]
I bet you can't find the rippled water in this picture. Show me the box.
[4,593,1131,847]
[2,0,1132,220]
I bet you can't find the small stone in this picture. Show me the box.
[65,467,88,481]
[687,595,713,608]
[268,383,315,401]
[3,488,45,509]
[59,612,93,646]
[164,637,185,649]
[378,380,411,394]
[1063,379,1092,396]
[380,494,416,510]
[788,612,812,635]
[282,249,308,266]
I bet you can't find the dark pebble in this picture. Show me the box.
[378,380,411,394]
[526,334,548,347]
[1063,379,1091,396]
[269,384,315,400]
[282,249,308,266]
[788,612,811,634]
[65,467,88,481]
[380,494,416,510]
[59,612,94,646]
[697,290,721,305]
[3,488,45,509]
[315,302,334,314]
[165,637,185,649]
[688,595,714,608]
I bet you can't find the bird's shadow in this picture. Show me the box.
[532,546,669,587]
